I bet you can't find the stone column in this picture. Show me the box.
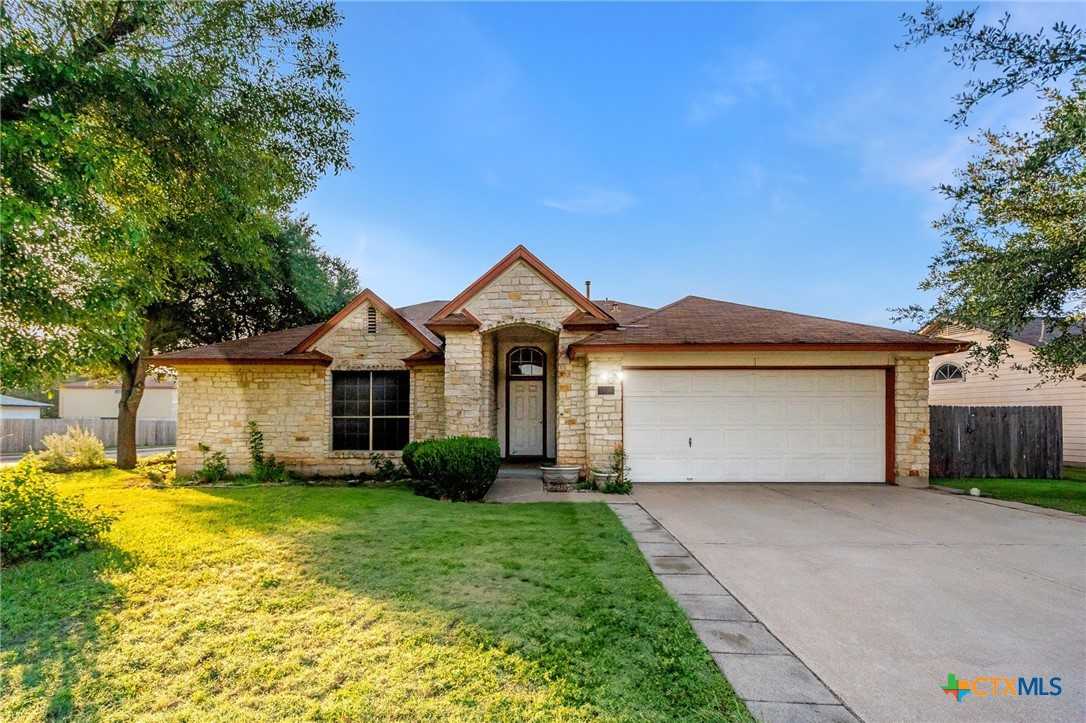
[585,354,624,473]
[555,330,587,469]
[894,355,931,487]
[443,329,485,437]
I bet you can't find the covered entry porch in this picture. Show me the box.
[487,323,558,461]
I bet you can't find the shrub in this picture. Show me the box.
[0,457,116,565]
[192,444,230,484]
[136,451,176,486]
[370,453,408,481]
[601,444,632,495]
[409,436,501,502]
[36,425,111,473]
[247,422,291,483]
[401,440,424,479]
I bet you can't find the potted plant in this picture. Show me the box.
[541,462,581,492]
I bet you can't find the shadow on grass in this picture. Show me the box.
[1,545,133,720]
[179,485,748,720]
[3,482,748,720]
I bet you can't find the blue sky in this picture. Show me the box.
[295,1,1073,329]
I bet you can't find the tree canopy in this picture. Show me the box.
[1,0,356,466]
[896,2,1086,380]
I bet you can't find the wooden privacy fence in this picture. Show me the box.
[930,405,1062,479]
[1,418,176,454]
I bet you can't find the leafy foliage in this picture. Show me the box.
[896,3,1086,380]
[409,437,502,502]
[35,425,111,473]
[0,457,115,565]
[1,0,356,466]
[601,444,633,495]
[369,453,409,482]
[136,451,176,486]
[401,440,424,479]
[247,421,290,483]
[192,444,230,485]
[900,3,1086,127]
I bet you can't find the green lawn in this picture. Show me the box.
[936,466,1086,515]
[1,470,750,722]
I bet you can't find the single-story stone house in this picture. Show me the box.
[154,246,961,485]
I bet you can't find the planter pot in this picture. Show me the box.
[593,472,617,486]
[542,465,580,492]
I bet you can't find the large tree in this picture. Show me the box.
[895,3,1085,381]
[1,1,354,466]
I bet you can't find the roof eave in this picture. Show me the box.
[149,356,332,367]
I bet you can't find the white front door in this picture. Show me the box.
[624,369,886,483]
[509,380,544,457]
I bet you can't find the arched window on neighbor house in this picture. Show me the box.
[932,363,965,383]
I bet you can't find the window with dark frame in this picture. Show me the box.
[508,347,545,377]
[932,363,965,382]
[332,371,409,451]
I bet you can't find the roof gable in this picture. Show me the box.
[430,245,613,323]
[292,289,441,354]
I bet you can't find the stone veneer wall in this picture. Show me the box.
[411,365,445,441]
[443,330,485,437]
[176,364,333,475]
[894,355,931,486]
[556,330,588,468]
[314,301,422,362]
[583,353,624,472]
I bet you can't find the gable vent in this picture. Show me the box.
[366,306,378,334]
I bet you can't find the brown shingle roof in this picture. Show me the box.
[572,296,964,352]
[152,324,329,364]
[595,299,655,324]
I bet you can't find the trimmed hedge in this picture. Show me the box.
[407,437,500,502]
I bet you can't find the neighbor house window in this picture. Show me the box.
[332,371,409,450]
[932,363,965,382]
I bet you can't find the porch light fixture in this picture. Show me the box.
[601,371,625,384]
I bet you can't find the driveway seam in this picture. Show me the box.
[611,501,863,723]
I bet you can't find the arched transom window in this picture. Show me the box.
[509,347,545,378]
[932,363,965,382]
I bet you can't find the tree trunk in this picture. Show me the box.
[116,330,152,469]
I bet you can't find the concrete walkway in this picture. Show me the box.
[632,484,1086,723]
[609,502,859,723]
[484,465,635,504]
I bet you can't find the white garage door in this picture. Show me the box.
[624,369,886,483]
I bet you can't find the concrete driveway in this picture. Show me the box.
[633,484,1086,723]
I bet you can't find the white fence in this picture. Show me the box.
[1,418,176,454]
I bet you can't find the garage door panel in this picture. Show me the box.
[786,400,818,423]
[625,369,885,484]
[724,400,756,424]
[660,401,691,424]
[723,429,755,451]
[691,400,724,425]
[755,400,786,423]
[756,429,788,452]
[754,373,787,393]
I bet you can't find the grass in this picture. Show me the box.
[936,466,1086,515]
[1,470,750,722]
